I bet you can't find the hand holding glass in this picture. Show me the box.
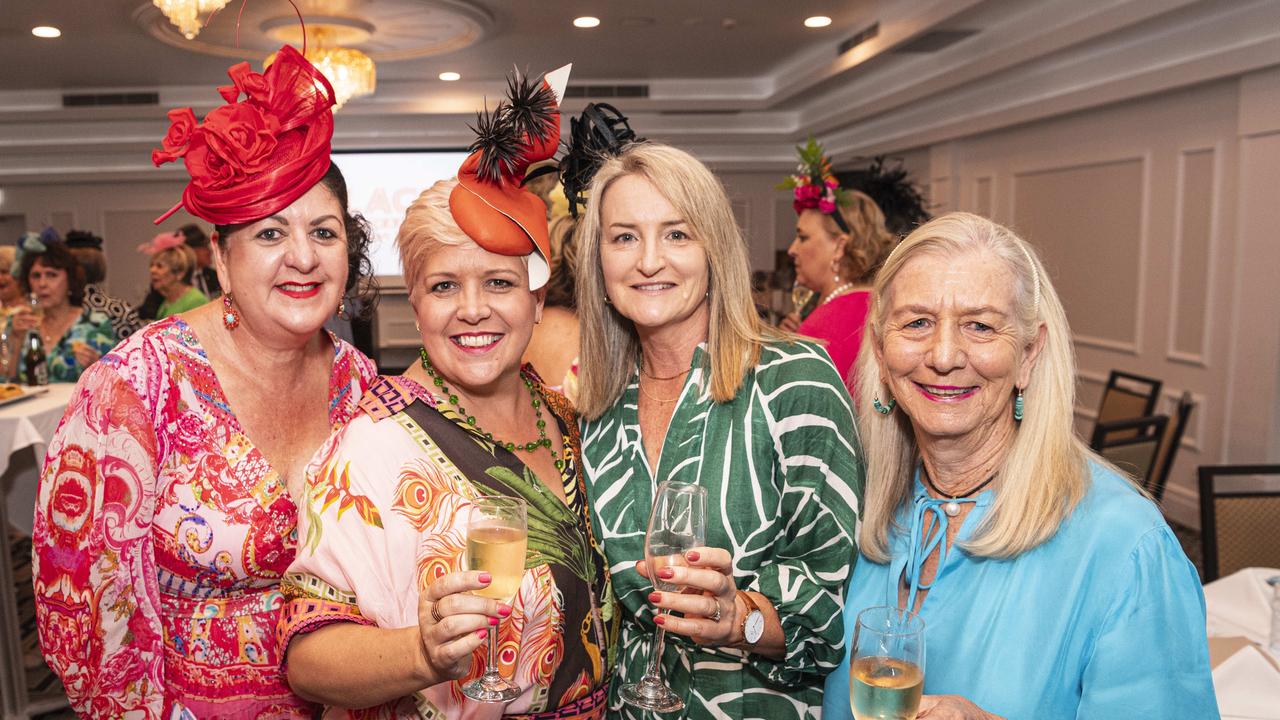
[619,480,707,713]
[849,606,925,720]
[461,496,527,703]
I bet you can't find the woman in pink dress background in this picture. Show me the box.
[32,47,377,719]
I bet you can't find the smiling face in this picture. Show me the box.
[28,259,71,311]
[874,248,1043,447]
[787,209,846,293]
[213,182,349,344]
[413,241,543,395]
[598,174,709,339]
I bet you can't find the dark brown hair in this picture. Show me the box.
[19,242,86,306]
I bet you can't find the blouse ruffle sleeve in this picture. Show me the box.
[1076,525,1219,718]
[752,342,864,686]
[32,361,164,719]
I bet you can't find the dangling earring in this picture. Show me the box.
[873,396,896,415]
[337,298,349,320]
[222,293,241,331]
[1013,387,1025,421]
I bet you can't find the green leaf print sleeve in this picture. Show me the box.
[752,341,863,686]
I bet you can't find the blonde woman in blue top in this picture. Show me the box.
[823,213,1216,719]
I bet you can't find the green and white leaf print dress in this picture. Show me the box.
[580,340,864,719]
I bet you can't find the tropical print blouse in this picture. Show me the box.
[579,339,864,720]
[32,316,376,719]
[280,375,617,719]
[9,306,117,383]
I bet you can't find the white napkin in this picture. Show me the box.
[1205,567,1278,646]
[1213,645,1280,719]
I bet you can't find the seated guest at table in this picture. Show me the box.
[573,140,863,718]
[282,66,615,719]
[65,229,144,339]
[140,231,209,319]
[8,239,116,383]
[778,140,897,392]
[0,246,22,315]
[32,47,378,719]
[523,213,581,400]
[823,212,1217,719]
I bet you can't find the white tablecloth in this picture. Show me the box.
[0,383,75,536]
[1205,567,1280,720]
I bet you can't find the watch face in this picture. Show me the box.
[744,610,765,644]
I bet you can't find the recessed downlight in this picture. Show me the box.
[804,16,832,28]
[438,71,461,82]
[573,16,601,28]
[32,26,62,38]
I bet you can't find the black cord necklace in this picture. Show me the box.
[923,469,995,517]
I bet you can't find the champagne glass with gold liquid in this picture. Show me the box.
[462,496,528,703]
[619,480,707,713]
[850,606,926,720]
[791,284,815,318]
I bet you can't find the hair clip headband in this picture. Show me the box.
[449,64,572,291]
[779,137,850,234]
[151,45,336,226]
[559,102,645,218]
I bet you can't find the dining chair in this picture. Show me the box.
[1090,415,1169,490]
[1148,391,1195,502]
[1095,370,1163,440]
[1198,464,1280,582]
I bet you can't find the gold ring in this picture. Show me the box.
[432,602,445,624]
[709,601,722,623]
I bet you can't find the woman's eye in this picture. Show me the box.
[256,228,284,241]
[486,278,514,290]
[430,281,457,294]
[668,230,690,241]
[970,321,994,333]
[904,318,930,330]
[612,232,637,244]
[313,227,340,241]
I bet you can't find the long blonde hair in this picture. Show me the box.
[856,212,1090,561]
[574,143,775,419]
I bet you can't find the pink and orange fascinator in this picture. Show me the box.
[449,65,571,290]
[151,45,336,226]
[778,137,851,233]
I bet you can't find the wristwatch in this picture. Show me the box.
[737,590,765,645]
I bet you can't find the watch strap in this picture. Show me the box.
[736,590,762,644]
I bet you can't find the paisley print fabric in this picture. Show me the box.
[32,316,376,719]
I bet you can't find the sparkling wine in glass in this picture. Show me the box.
[790,283,815,316]
[849,606,926,720]
[619,480,707,713]
[462,496,528,703]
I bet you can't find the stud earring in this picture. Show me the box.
[222,293,241,331]
[873,396,896,415]
[1013,387,1025,421]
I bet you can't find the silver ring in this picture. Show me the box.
[709,601,722,623]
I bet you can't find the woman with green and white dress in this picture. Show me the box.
[573,142,864,719]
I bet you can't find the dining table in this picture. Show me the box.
[0,383,76,719]
[1205,566,1280,720]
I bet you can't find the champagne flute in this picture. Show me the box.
[619,480,707,713]
[849,606,926,720]
[461,496,528,703]
[791,283,815,319]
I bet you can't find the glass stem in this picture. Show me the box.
[486,624,500,676]
[646,622,668,681]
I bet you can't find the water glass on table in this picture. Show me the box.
[850,605,926,720]
[461,496,528,703]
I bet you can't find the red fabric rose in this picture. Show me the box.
[202,103,280,175]
[182,134,243,190]
[161,108,198,153]
[228,63,271,103]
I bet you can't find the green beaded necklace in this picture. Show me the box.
[418,348,564,471]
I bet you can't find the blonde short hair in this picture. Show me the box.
[574,142,777,418]
[856,212,1093,561]
[153,244,196,283]
[831,190,899,283]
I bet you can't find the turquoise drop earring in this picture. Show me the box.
[873,396,896,415]
[1013,387,1025,421]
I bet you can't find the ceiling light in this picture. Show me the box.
[438,71,461,82]
[153,0,230,40]
[31,26,62,39]
[804,16,833,28]
[266,27,376,111]
[573,16,601,28]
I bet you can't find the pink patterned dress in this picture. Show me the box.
[32,316,376,719]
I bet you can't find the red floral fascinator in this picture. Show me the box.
[151,45,336,226]
[778,137,851,233]
[449,64,571,290]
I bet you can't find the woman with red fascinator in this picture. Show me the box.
[31,46,378,719]
[280,65,616,720]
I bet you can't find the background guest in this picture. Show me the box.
[0,246,22,315]
[181,222,221,297]
[575,142,863,718]
[64,229,143,339]
[823,212,1216,719]
[9,239,115,382]
[523,213,581,400]
[140,231,208,319]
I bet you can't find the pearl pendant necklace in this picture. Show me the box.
[923,469,995,516]
[943,500,962,517]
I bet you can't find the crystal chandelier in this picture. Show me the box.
[153,0,230,40]
[267,27,376,111]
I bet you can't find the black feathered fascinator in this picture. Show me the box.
[558,102,645,218]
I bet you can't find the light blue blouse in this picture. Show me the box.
[823,462,1218,720]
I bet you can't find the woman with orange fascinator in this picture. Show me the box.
[281,64,616,720]
[32,45,378,719]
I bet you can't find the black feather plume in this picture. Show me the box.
[467,101,522,184]
[559,103,645,217]
[503,71,557,144]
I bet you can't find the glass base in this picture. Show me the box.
[461,671,521,703]
[618,677,685,713]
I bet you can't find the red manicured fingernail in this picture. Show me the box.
[686,550,700,562]
[648,592,662,603]
[488,616,499,626]
[478,572,492,584]
[476,629,488,639]
[658,568,675,579]
[654,615,666,626]
[497,604,512,617]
